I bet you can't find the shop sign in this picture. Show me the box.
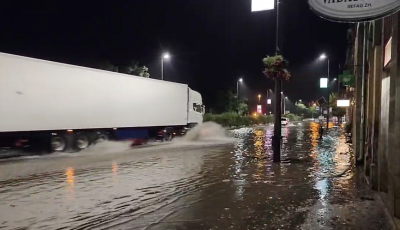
[308,0,400,22]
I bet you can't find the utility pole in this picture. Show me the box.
[338,64,341,94]
[326,59,330,130]
[272,0,282,162]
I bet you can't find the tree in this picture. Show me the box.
[215,90,249,114]
[329,93,337,108]
[296,102,307,110]
[308,105,317,118]
[295,101,307,116]
[329,93,346,117]
[237,101,249,116]
[120,61,150,78]
[215,90,236,113]
[98,60,119,72]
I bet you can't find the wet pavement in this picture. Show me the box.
[0,122,394,230]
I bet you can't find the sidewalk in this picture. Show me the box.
[281,127,395,229]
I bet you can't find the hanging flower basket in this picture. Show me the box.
[262,55,291,81]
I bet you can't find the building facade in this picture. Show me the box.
[350,12,400,225]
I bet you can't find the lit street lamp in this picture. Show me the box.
[161,52,170,80]
[319,53,330,130]
[283,96,288,115]
[333,78,339,93]
[258,94,261,104]
[236,78,243,105]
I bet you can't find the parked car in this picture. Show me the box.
[281,117,289,126]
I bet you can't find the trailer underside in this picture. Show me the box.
[0,125,192,154]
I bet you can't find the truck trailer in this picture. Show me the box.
[0,52,204,153]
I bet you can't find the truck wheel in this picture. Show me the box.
[95,133,108,144]
[51,136,67,152]
[74,133,90,150]
[166,132,173,141]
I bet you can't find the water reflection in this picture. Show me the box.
[0,122,367,230]
[112,162,118,182]
[65,167,75,200]
[253,129,264,157]
[224,122,360,228]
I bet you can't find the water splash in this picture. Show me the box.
[79,140,133,155]
[175,122,235,143]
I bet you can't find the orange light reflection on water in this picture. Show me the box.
[253,129,266,180]
[309,122,320,172]
[65,167,75,200]
[112,162,118,182]
[253,129,264,157]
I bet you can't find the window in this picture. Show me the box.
[193,103,203,113]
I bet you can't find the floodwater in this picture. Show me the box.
[0,122,393,230]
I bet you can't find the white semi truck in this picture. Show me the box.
[0,52,204,153]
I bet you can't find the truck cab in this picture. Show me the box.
[188,89,204,127]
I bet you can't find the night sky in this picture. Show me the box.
[0,1,349,111]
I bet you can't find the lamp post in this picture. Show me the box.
[319,54,330,130]
[161,53,170,80]
[281,91,284,114]
[237,78,243,107]
[258,94,261,104]
[333,77,339,94]
[251,0,281,162]
[283,96,287,115]
[312,103,317,120]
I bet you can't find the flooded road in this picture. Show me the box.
[0,122,393,230]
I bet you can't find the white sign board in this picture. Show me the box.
[308,0,400,22]
[320,78,328,88]
[337,99,350,107]
[252,0,275,12]
[267,99,272,104]
[257,105,262,114]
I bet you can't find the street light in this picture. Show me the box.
[283,96,288,115]
[333,78,340,94]
[319,53,330,131]
[236,78,243,109]
[161,52,170,80]
[258,94,261,104]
